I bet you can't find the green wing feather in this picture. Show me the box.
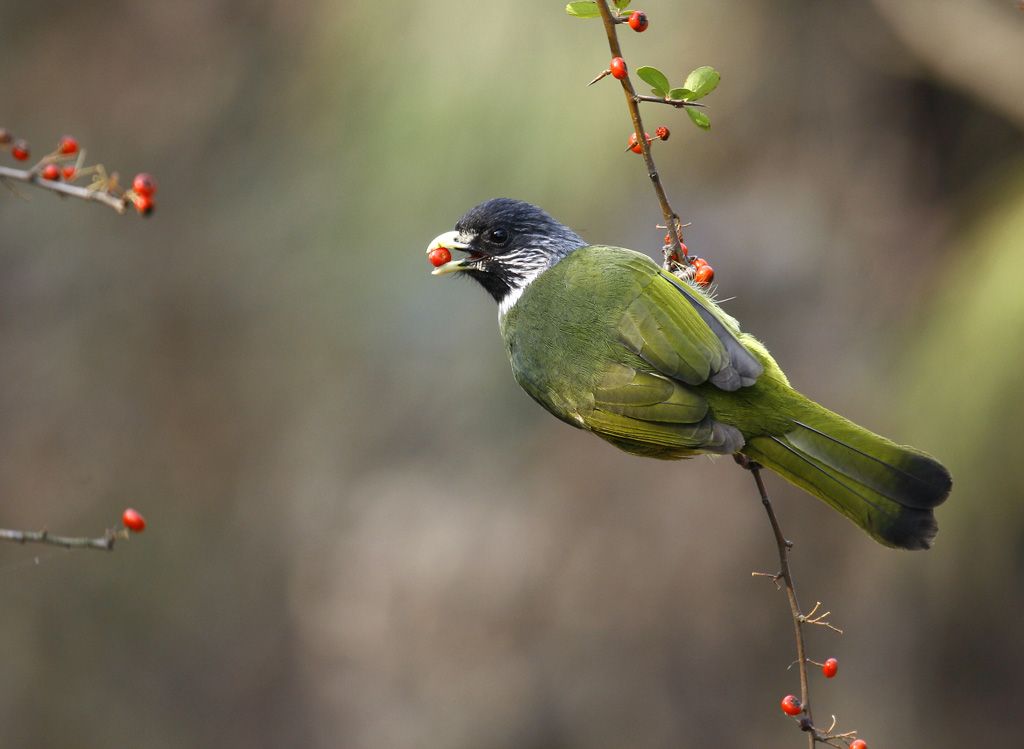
[591,362,707,423]
[585,361,742,457]
[518,247,757,457]
[612,253,762,389]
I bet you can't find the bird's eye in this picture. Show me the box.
[487,228,509,246]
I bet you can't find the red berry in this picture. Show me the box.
[822,658,838,678]
[41,164,60,181]
[655,126,670,141]
[122,508,146,533]
[694,264,714,287]
[133,194,155,216]
[690,256,707,269]
[0,128,12,144]
[428,247,452,267]
[627,132,653,154]
[678,242,688,256]
[11,139,29,161]
[610,57,627,80]
[849,741,867,749]
[780,695,802,716]
[62,166,77,181]
[57,135,78,155]
[132,172,157,197]
[628,11,649,32]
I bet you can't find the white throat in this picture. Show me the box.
[497,264,547,321]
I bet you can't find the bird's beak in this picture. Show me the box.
[426,231,473,275]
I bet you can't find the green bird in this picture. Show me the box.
[427,199,951,550]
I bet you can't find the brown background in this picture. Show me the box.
[1,1,1022,746]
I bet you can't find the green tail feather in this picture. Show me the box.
[742,408,952,550]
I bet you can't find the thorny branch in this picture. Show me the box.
[587,8,857,744]
[633,94,707,108]
[0,526,129,552]
[738,455,855,748]
[593,0,688,266]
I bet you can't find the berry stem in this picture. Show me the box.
[593,0,686,264]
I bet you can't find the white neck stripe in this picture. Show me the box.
[497,265,546,320]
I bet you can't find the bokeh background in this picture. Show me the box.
[1,1,1022,746]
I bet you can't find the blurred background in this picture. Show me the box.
[1,0,1022,746]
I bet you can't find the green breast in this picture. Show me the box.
[499,246,646,425]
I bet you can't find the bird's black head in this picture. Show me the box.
[426,198,587,309]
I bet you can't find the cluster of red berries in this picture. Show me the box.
[690,256,713,287]
[38,135,82,181]
[122,508,146,533]
[626,126,670,154]
[1,130,79,163]
[130,172,157,216]
[665,237,714,288]
[1,128,157,216]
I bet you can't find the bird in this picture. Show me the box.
[426,198,951,550]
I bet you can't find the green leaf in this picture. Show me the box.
[668,87,695,101]
[566,1,601,18]
[636,66,670,97]
[682,66,720,101]
[686,108,711,130]
[614,0,632,10]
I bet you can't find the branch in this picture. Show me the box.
[0,164,131,214]
[0,130,157,215]
[748,459,815,748]
[633,94,707,108]
[579,6,859,745]
[0,526,120,551]
[0,509,146,552]
[593,0,687,263]
[737,455,855,748]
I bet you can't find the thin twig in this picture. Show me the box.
[0,526,122,551]
[741,462,858,748]
[587,7,856,744]
[737,455,823,748]
[0,164,130,214]
[594,0,686,262]
[633,94,707,108]
[755,475,816,749]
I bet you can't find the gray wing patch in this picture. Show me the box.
[661,273,762,390]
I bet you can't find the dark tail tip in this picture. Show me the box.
[881,506,939,550]
[896,452,952,511]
